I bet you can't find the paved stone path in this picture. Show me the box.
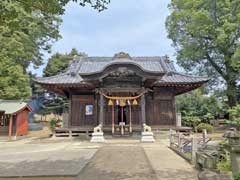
[76,141,198,180]
[76,145,158,180]
[143,141,198,180]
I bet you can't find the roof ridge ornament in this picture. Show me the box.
[113,52,131,59]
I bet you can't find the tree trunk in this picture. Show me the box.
[226,81,237,107]
[225,59,238,107]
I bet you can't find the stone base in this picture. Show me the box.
[141,132,155,142]
[90,132,105,143]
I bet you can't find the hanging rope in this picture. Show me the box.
[100,91,145,100]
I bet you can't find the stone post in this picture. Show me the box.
[63,113,69,128]
[69,130,72,138]
[192,136,198,164]
[176,113,182,127]
[227,137,240,175]
[52,129,56,138]
[202,129,207,145]
[177,132,181,150]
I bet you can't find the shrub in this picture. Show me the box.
[228,104,240,130]
[234,173,240,180]
[217,159,231,172]
[49,118,62,130]
[196,123,213,133]
[181,111,201,131]
[217,143,231,172]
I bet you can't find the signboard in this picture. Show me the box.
[85,105,93,115]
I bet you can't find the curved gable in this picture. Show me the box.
[80,62,165,81]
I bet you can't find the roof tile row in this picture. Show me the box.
[35,55,208,85]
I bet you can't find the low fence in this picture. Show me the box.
[169,129,211,163]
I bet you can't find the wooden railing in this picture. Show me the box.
[169,129,211,163]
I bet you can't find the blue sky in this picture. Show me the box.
[33,0,178,76]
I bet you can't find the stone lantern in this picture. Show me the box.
[224,128,240,175]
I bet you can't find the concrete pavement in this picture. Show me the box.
[77,145,157,180]
[0,136,198,180]
[143,140,198,180]
[0,138,100,177]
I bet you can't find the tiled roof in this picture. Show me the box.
[35,72,83,85]
[67,56,175,75]
[0,100,32,114]
[35,53,208,86]
[157,72,209,85]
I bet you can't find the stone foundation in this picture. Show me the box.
[91,132,105,143]
[141,132,155,142]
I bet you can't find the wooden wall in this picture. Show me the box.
[69,87,176,128]
[16,110,28,135]
[146,87,176,126]
[0,109,29,136]
[70,95,97,127]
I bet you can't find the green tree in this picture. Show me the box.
[0,0,108,71]
[166,0,240,107]
[0,58,31,99]
[0,0,62,70]
[36,49,81,117]
[0,0,109,99]
[176,89,226,123]
[44,48,80,77]
[181,111,201,131]
[228,104,240,130]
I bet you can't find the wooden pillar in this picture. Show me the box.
[112,105,115,134]
[8,114,13,140]
[68,93,72,128]
[169,129,173,147]
[99,94,104,125]
[129,105,132,133]
[141,94,146,125]
[14,117,18,140]
[121,107,124,135]
[172,96,177,126]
